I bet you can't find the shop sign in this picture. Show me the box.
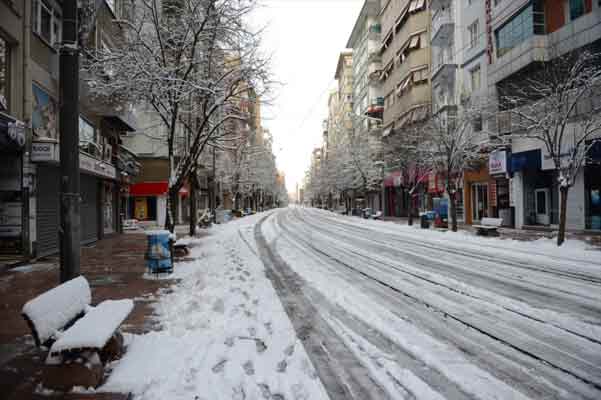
[80,152,117,180]
[31,141,59,162]
[509,178,515,207]
[489,150,507,175]
[490,180,497,207]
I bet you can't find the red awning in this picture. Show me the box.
[130,181,188,196]
[384,171,402,187]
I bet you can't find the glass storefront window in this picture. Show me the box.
[495,1,545,58]
[569,0,585,20]
[471,183,488,222]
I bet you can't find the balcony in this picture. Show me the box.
[368,59,382,81]
[431,52,457,82]
[431,7,454,46]
[432,97,456,115]
[366,97,385,117]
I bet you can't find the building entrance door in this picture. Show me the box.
[535,188,550,225]
[471,183,488,222]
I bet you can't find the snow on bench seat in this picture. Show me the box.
[22,276,91,346]
[474,218,503,236]
[473,217,503,229]
[50,299,134,355]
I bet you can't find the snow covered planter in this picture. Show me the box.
[21,276,133,391]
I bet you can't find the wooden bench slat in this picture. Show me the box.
[50,299,134,355]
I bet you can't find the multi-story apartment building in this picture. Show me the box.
[379,0,430,130]
[0,1,139,260]
[429,0,489,225]
[378,0,431,217]
[347,0,385,212]
[487,0,601,232]
[347,0,383,132]
[334,51,354,137]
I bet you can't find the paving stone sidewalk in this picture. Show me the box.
[0,233,173,400]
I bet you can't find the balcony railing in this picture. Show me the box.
[432,52,456,79]
[432,6,453,44]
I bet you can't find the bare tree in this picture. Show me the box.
[83,0,270,231]
[421,105,486,232]
[383,122,433,225]
[498,48,601,245]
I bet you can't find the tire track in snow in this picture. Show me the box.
[253,214,392,400]
[279,208,601,394]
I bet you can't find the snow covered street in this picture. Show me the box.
[260,207,601,400]
[102,207,601,400]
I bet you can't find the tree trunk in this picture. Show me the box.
[449,191,458,232]
[408,191,413,226]
[189,175,197,237]
[557,187,569,246]
[165,189,178,233]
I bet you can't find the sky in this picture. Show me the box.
[252,0,364,193]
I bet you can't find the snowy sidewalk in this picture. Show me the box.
[0,233,169,400]
[100,213,329,400]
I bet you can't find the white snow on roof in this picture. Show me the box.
[50,299,134,354]
[22,276,91,344]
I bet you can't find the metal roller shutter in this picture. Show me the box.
[80,174,99,244]
[36,169,100,256]
[36,167,60,257]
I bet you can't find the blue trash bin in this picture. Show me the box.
[145,230,173,273]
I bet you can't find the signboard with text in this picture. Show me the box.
[489,150,507,175]
[31,142,117,180]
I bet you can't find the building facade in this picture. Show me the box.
[488,0,601,231]
[347,0,385,212]
[379,0,431,217]
[0,0,139,260]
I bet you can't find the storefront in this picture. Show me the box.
[0,113,27,256]
[129,181,188,226]
[512,149,559,227]
[489,150,513,227]
[427,172,447,218]
[31,143,117,256]
[463,165,491,225]
[585,141,601,231]
[383,171,405,217]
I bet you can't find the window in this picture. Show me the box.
[79,116,96,151]
[409,34,420,49]
[105,0,116,15]
[472,114,483,132]
[0,36,9,111]
[569,0,585,20]
[468,20,479,48]
[32,0,61,46]
[408,0,426,13]
[413,66,429,83]
[470,65,481,91]
[495,1,545,57]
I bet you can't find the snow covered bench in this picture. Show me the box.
[473,217,503,236]
[21,276,133,390]
[371,211,383,220]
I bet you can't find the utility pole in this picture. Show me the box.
[59,0,81,282]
